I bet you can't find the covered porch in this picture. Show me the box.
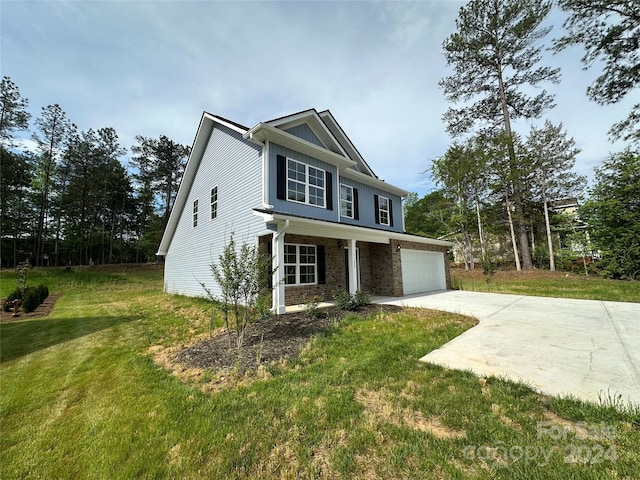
[255,211,452,314]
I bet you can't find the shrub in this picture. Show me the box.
[3,289,22,312]
[36,284,49,303]
[22,287,40,313]
[333,289,370,311]
[4,284,49,313]
[303,295,325,319]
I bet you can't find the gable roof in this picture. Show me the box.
[318,110,377,178]
[157,109,408,256]
[260,108,377,178]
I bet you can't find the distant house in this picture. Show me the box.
[157,109,453,313]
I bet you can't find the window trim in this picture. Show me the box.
[210,186,218,220]
[286,158,326,208]
[284,243,317,286]
[378,195,390,226]
[340,184,354,219]
[192,199,198,228]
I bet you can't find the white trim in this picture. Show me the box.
[245,123,355,171]
[210,186,218,220]
[192,199,199,228]
[318,110,377,178]
[378,195,390,226]
[264,109,349,158]
[340,183,354,219]
[287,158,326,208]
[341,168,409,197]
[284,243,318,286]
[254,211,454,247]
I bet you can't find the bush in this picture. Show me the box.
[36,284,49,303]
[3,284,49,313]
[333,289,370,311]
[3,289,22,312]
[22,287,40,313]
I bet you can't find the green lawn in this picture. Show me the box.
[451,268,640,303]
[1,266,639,479]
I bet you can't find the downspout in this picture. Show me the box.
[272,219,289,314]
[246,131,273,210]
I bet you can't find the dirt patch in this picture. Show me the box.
[0,292,62,322]
[173,304,402,375]
[356,387,466,439]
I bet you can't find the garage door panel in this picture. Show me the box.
[401,250,446,295]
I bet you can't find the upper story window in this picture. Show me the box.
[340,184,353,218]
[287,158,325,208]
[210,186,218,220]
[193,199,198,227]
[377,195,390,226]
[284,244,317,285]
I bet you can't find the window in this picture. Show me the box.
[192,199,198,227]
[210,186,218,220]
[340,184,353,218]
[378,195,390,226]
[287,158,325,207]
[284,244,317,285]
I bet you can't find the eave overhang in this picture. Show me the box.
[340,168,410,198]
[244,123,356,171]
[254,210,454,247]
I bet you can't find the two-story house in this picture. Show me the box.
[157,109,453,314]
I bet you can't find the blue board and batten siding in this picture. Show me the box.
[269,143,339,222]
[164,124,267,298]
[284,124,324,148]
[268,141,403,232]
[338,176,403,232]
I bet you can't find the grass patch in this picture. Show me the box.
[1,266,639,478]
[451,268,640,302]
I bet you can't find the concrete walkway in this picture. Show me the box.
[373,290,640,406]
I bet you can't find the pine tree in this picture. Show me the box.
[440,0,560,269]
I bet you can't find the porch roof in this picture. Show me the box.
[253,209,454,247]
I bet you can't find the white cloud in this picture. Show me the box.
[1,0,635,198]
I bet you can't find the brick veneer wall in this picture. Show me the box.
[395,240,451,292]
[280,234,346,306]
[259,233,451,306]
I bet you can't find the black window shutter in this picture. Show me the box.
[374,194,380,224]
[276,155,286,200]
[389,198,394,227]
[353,188,359,220]
[326,171,333,210]
[317,245,326,284]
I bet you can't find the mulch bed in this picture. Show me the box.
[0,293,62,323]
[174,304,402,373]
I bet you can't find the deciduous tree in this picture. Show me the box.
[582,150,640,279]
[526,121,584,270]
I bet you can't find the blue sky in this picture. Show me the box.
[1,0,635,197]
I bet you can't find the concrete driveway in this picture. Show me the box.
[373,290,640,406]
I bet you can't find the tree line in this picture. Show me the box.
[1,78,190,267]
[405,0,639,279]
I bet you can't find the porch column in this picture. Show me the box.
[272,222,288,315]
[347,238,358,295]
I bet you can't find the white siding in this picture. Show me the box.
[164,124,267,298]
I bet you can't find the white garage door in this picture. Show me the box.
[400,249,446,295]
